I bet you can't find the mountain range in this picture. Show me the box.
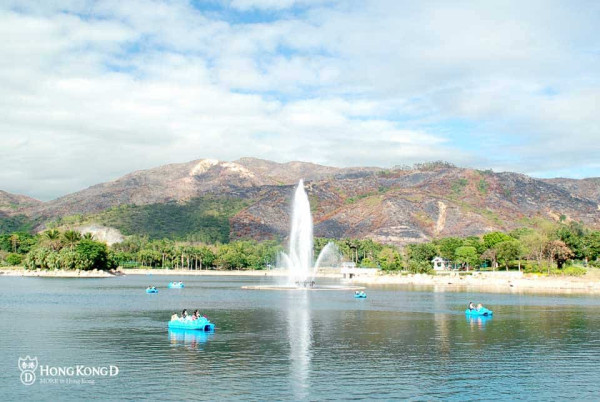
[2,158,599,245]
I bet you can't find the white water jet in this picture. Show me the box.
[279,180,336,287]
[243,180,363,291]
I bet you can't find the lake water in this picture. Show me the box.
[1,275,599,400]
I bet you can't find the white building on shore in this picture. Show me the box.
[432,257,450,271]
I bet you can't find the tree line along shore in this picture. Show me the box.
[0,219,599,276]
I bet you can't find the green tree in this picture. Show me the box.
[62,230,81,249]
[110,250,136,268]
[463,236,485,254]
[556,223,585,259]
[24,246,52,270]
[483,231,512,250]
[436,237,463,260]
[9,233,19,253]
[58,248,78,270]
[75,239,110,270]
[406,242,438,263]
[355,239,383,264]
[480,248,498,270]
[583,231,600,262]
[197,246,217,269]
[377,247,403,271]
[496,240,523,271]
[137,249,162,267]
[407,260,432,274]
[454,246,479,269]
[216,243,246,270]
[521,231,547,267]
[360,257,377,268]
[43,229,62,251]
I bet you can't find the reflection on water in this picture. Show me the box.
[433,291,452,358]
[467,315,493,330]
[168,329,214,349]
[287,291,311,400]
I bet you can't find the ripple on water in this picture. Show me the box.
[1,276,600,400]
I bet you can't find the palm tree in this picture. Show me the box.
[82,232,95,240]
[44,229,60,240]
[62,230,81,249]
[43,229,61,251]
[9,234,20,253]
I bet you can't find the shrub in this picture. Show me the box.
[407,260,432,274]
[75,240,109,270]
[477,179,489,194]
[553,266,586,276]
[588,260,600,268]
[523,262,551,274]
[59,248,79,270]
[24,247,52,270]
[5,253,22,266]
[360,257,378,268]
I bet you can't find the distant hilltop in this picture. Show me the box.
[1,158,599,245]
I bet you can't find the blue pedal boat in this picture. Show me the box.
[168,328,213,345]
[168,317,215,332]
[465,307,493,316]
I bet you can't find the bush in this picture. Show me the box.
[24,247,52,270]
[23,241,111,271]
[5,253,22,266]
[360,257,378,268]
[407,260,432,274]
[552,266,586,276]
[75,240,109,270]
[59,248,79,270]
[523,262,551,274]
[378,247,403,271]
[523,262,587,276]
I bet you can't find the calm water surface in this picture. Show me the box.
[1,275,599,400]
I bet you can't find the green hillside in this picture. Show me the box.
[0,214,37,234]
[93,197,250,242]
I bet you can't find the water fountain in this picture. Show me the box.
[243,180,363,291]
[279,179,339,287]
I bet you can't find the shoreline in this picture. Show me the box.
[1,268,600,295]
[0,268,119,278]
[0,268,300,278]
[349,271,600,295]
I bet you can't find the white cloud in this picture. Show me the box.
[229,0,331,11]
[0,0,598,200]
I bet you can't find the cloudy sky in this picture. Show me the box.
[1,0,599,200]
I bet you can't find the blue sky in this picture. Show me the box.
[0,0,599,200]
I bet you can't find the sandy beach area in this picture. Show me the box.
[348,271,600,295]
